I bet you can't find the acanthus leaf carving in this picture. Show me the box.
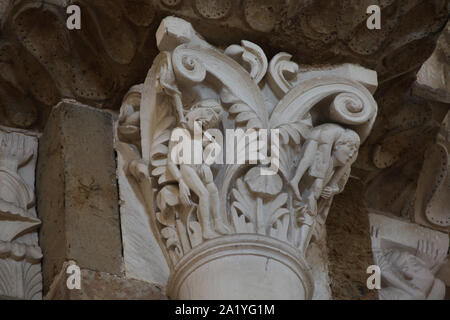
[117,16,378,300]
[267,52,299,99]
[225,40,268,85]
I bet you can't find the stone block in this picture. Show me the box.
[45,262,165,300]
[38,100,123,294]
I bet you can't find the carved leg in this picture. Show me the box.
[306,178,323,216]
[180,165,219,239]
[207,181,231,235]
[296,213,315,253]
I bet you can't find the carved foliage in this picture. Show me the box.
[0,130,42,300]
[117,17,378,272]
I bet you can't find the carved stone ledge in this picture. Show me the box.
[369,212,449,300]
[167,234,314,299]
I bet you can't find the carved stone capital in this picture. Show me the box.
[117,17,378,299]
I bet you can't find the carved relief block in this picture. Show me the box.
[414,111,450,232]
[0,126,42,300]
[369,212,449,300]
[117,17,378,300]
[44,261,165,300]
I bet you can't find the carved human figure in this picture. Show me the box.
[372,229,446,300]
[117,17,379,300]
[167,101,230,239]
[289,123,360,249]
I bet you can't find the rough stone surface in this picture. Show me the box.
[45,263,165,300]
[0,1,447,130]
[38,100,123,294]
[417,22,450,102]
[359,77,449,221]
[326,179,378,300]
[306,230,332,300]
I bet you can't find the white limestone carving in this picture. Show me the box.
[0,128,42,300]
[117,16,378,299]
[369,212,449,300]
[116,85,170,286]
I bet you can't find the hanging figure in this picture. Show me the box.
[289,123,360,251]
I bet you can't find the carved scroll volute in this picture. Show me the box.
[267,52,299,99]
[136,18,272,271]
[118,16,379,300]
[270,77,378,144]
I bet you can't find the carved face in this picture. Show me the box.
[333,130,360,165]
[333,143,355,165]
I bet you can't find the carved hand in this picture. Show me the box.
[298,203,313,217]
[416,240,444,273]
[320,186,339,199]
[179,179,191,206]
[200,164,213,184]
[370,226,383,262]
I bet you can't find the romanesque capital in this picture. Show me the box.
[117,17,378,300]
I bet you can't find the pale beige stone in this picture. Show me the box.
[38,100,123,294]
[115,90,170,286]
[117,17,378,300]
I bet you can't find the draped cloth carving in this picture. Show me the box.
[117,17,378,299]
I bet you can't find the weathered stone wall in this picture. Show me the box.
[326,179,378,300]
[0,1,447,130]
